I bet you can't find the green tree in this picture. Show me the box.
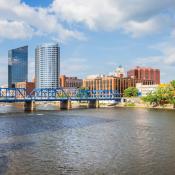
[142,84,175,108]
[124,87,138,97]
[170,80,175,89]
[142,92,158,106]
[167,83,175,108]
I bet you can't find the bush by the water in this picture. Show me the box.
[142,80,175,107]
[124,87,138,97]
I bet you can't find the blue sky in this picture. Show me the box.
[23,0,52,7]
[0,0,175,85]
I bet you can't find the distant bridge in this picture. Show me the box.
[0,88,123,111]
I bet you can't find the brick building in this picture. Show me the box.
[15,82,35,95]
[60,75,83,88]
[127,66,160,84]
[83,76,154,96]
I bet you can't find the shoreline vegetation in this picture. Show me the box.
[122,80,175,110]
[116,99,175,110]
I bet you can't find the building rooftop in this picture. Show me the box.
[36,43,59,48]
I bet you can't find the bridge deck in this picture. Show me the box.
[0,97,122,103]
[0,88,122,103]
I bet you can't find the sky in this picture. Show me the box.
[0,0,175,85]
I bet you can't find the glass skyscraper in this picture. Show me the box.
[8,46,28,88]
[35,43,60,88]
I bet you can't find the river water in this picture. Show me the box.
[0,106,175,175]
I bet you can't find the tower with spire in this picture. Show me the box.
[114,65,125,78]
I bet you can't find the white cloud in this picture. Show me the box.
[0,0,84,41]
[0,20,34,39]
[137,42,175,66]
[0,0,174,40]
[123,20,158,37]
[52,0,122,30]
[51,0,175,36]
[161,46,175,65]
[123,15,173,37]
[151,40,175,65]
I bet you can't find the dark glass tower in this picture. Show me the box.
[8,46,28,88]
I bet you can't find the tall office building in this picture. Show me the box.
[8,46,28,88]
[35,43,60,88]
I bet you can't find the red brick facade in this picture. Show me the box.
[127,66,160,84]
[15,82,35,95]
[60,75,83,88]
[83,76,154,96]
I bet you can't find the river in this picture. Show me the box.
[0,107,175,175]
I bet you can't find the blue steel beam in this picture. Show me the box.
[0,88,122,103]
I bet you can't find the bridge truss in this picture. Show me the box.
[0,88,122,102]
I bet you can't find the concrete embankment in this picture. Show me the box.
[116,97,175,110]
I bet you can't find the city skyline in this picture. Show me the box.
[0,0,174,85]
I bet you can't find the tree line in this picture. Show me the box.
[142,80,175,108]
[123,80,175,108]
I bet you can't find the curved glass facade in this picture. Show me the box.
[8,46,28,88]
[35,43,60,88]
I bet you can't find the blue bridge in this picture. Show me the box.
[0,88,123,111]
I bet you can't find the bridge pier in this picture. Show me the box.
[24,101,36,112]
[88,100,100,108]
[96,100,100,108]
[121,98,126,104]
[60,100,72,110]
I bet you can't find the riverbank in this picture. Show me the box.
[116,104,175,110]
[116,97,175,110]
[0,99,174,112]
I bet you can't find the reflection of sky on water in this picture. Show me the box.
[0,104,23,113]
[0,108,175,175]
[0,111,115,139]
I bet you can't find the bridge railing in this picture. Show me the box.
[28,88,69,100]
[0,88,122,101]
[0,88,26,100]
[62,89,122,100]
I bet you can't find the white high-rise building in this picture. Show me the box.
[35,43,60,88]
